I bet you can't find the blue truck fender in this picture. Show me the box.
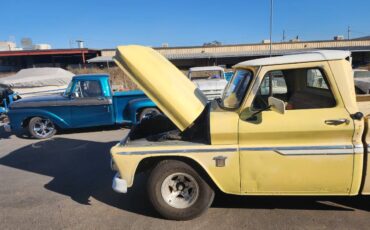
[7,109,70,131]
[124,98,157,124]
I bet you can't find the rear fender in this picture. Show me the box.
[124,98,157,124]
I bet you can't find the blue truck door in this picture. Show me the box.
[70,80,114,127]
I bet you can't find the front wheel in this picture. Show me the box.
[28,117,57,139]
[147,160,215,220]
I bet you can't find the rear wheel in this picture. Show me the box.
[28,117,56,139]
[139,108,160,122]
[147,160,214,220]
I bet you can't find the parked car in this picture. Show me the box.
[353,69,370,94]
[110,46,370,220]
[4,74,158,139]
[188,66,228,100]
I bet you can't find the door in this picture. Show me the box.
[70,79,113,127]
[239,63,355,194]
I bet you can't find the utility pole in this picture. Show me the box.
[269,0,273,57]
[282,30,286,42]
[347,26,351,40]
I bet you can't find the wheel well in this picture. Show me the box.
[136,106,159,121]
[22,117,33,128]
[22,116,60,130]
[135,156,220,192]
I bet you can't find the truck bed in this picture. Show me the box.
[357,95,370,194]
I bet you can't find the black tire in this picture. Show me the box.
[147,160,214,220]
[28,117,57,139]
[139,108,160,122]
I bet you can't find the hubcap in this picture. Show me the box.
[33,119,54,138]
[141,109,159,120]
[161,173,199,209]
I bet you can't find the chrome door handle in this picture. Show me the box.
[325,119,350,126]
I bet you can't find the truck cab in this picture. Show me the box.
[111,46,367,220]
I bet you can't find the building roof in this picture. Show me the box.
[189,66,224,72]
[234,50,351,68]
[0,48,99,57]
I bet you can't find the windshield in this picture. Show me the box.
[221,69,253,109]
[189,70,223,80]
[63,81,73,97]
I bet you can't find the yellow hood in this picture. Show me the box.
[114,45,207,131]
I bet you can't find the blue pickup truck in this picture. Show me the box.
[4,74,158,139]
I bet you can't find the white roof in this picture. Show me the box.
[0,67,74,88]
[189,66,224,72]
[87,56,114,63]
[234,50,351,68]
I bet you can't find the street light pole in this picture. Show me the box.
[269,0,273,57]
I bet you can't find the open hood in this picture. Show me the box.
[114,45,207,131]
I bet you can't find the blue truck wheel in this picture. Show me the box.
[28,117,57,139]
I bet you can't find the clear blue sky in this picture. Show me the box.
[1,0,369,49]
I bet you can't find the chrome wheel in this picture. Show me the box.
[139,108,160,121]
[160,172,199,209]
[32,118,55,138]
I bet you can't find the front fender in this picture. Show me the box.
[110,143,241,195]
[7,108,70,130]
[123,98,157,124]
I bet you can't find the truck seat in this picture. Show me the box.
[287,91,336,110]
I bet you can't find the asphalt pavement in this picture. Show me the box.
[1,126,370,229]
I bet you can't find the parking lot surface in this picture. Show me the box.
[1,126,370,230]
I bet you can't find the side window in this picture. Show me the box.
[252,68,336,110]
[252,71,288,110]
[73,80,103,98]
[307,69,329,89]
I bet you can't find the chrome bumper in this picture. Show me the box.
[112,173,127,193]
[4,123,11,132]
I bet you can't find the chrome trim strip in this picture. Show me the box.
[239,145,353,151]
[275,149,353,156]
[117,145,359,156]
[117,148,238,155]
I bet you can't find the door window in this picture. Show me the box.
[252,68,336,110]
[73,80,103,98]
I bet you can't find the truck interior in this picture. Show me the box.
[253,68,337,111]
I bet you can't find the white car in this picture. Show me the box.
[188,66,228,100]
[354,69,370,94]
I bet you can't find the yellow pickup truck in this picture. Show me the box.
[110,46,370,220]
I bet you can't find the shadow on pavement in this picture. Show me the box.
[0,137,159,218]
[0,129,11,139]
[0,125,124,140]
[1,137,369,220]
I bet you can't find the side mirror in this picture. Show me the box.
[268,96,285,114]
